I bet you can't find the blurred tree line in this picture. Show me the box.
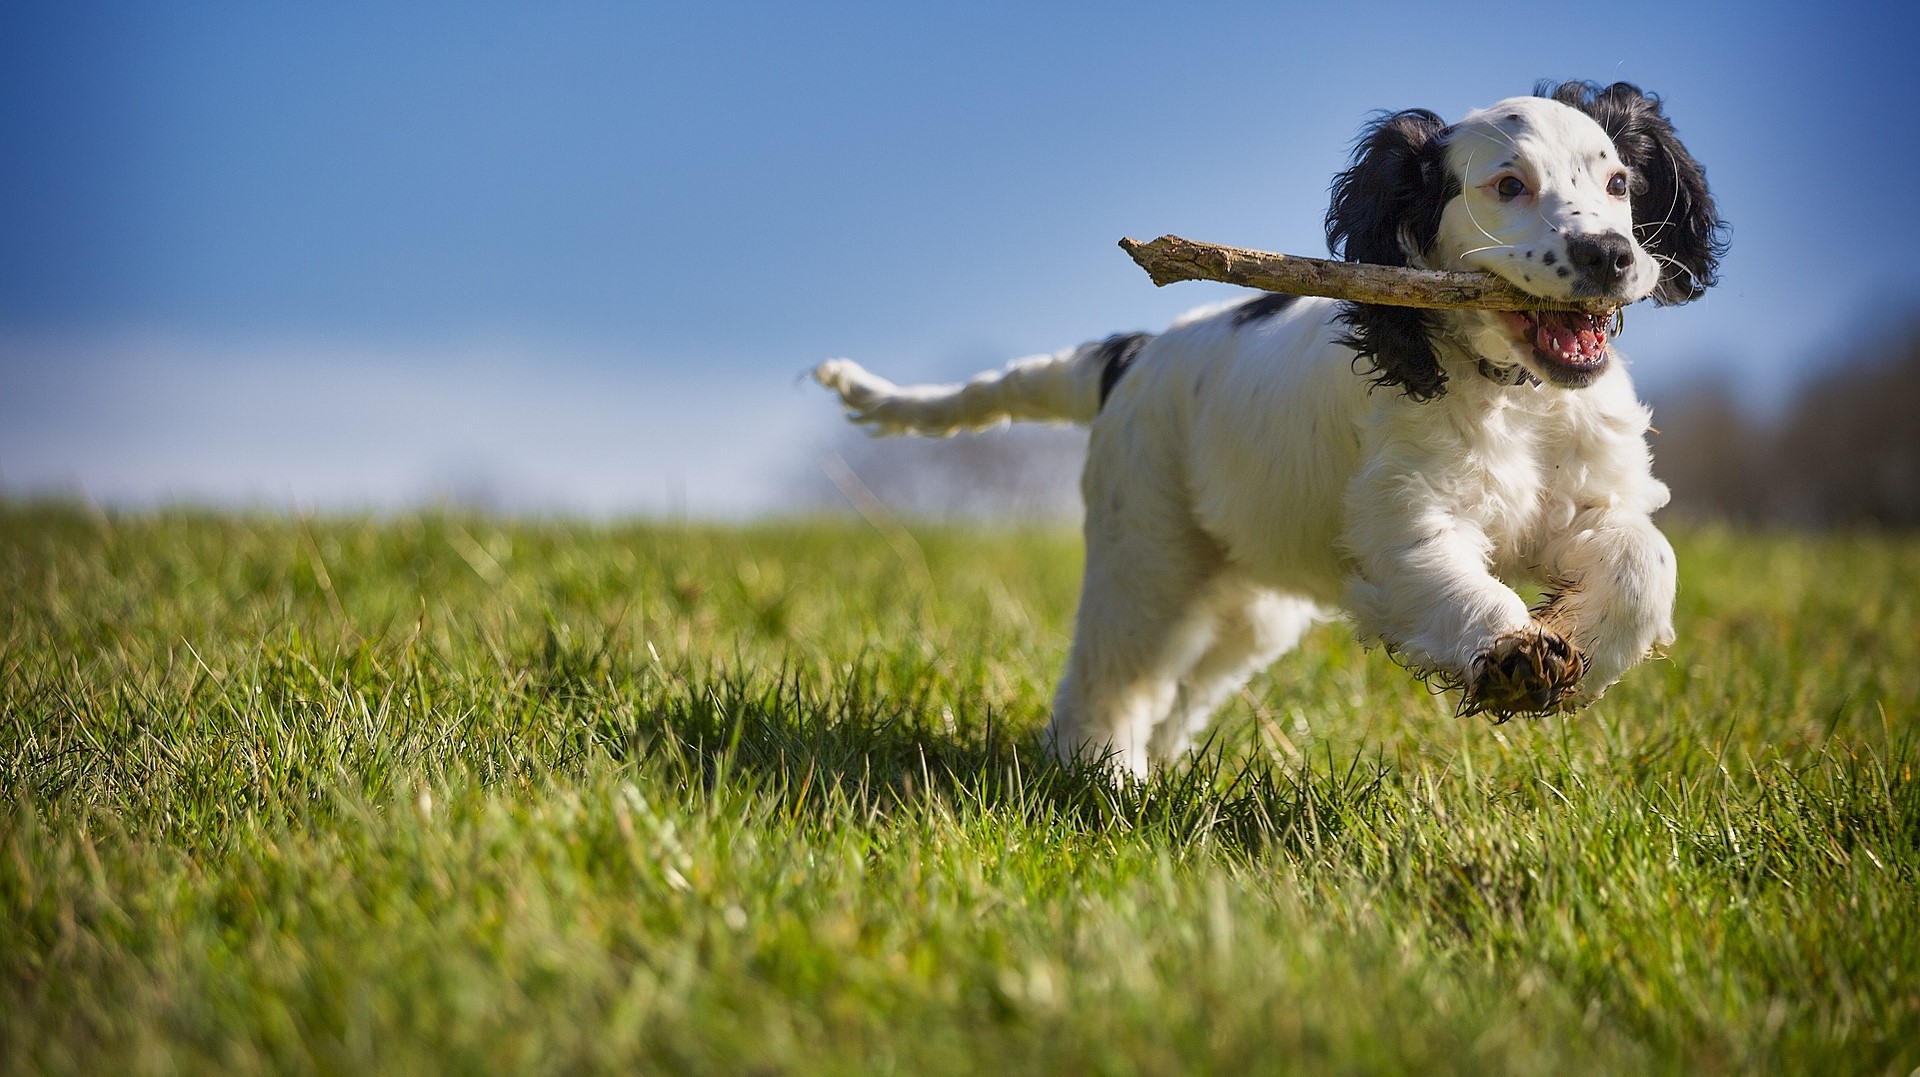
[814,319,1920,530]
[814,424,1087,523]
[1651,319,1920,528]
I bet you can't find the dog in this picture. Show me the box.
[815,81,1726,777]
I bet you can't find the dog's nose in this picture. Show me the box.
[1565,233,1636,290]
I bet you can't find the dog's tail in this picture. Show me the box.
[813,332,1153,436]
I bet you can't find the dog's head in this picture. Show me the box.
[1325,81,1728,398]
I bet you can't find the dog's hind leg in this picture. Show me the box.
[1044,464,1225,778]
[1147,588,1322,761]
[1045,565,1209,779]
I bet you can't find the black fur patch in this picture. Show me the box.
[1325,108,1456,401]
[1094,332,1153,410]
[1231,292,1299,327]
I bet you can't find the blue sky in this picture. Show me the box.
[4,1,1916,515]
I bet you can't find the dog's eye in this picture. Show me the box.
[1606,172,1629,198]
[1495,176,1527,200]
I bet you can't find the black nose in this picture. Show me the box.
[1565,233,1636,290]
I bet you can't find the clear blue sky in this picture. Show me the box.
[4,1,1915,515]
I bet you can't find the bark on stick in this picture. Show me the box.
[1118,234,1618,315]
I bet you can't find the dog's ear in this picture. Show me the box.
[1542,81,1729,305]
[1325,109,1455,401]
[1327,108,1454,268]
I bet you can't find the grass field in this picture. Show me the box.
[3,503,1917,1074]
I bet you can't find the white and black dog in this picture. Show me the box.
[816,81,1726,777]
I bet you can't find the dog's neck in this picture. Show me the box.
[1430,321,1541,390]
[1475,358,1537,387]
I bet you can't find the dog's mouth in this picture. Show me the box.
[1499,309,1613,386]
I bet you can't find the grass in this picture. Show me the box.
[2,502,1917,1074]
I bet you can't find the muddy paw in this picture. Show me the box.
[1463,627,1588,721]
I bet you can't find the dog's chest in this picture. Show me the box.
[1455,400,1569,556]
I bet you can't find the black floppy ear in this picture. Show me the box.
[1325,109,1455,401]
[1542,80,1729,305]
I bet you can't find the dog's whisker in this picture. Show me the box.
[1452,242,1516,263]
[1481,122,1528,158]
[1454,148,1509,251]
[1462,204,1506,248]
[1654,145,1685,236]
[1645,250,1703,292]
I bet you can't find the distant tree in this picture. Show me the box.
[1652,318,1920,528]
[804,424,1087,523]
[1771,327,1920,526]
[1649,381,1776,524]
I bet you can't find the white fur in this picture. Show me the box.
[815,97,1682,777]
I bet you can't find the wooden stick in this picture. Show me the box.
[1118,234,1619,315]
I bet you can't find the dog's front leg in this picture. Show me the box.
[1532,512,1678,701]
[1341,489,1582,717]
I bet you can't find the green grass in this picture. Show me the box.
[3,503,1917,1075]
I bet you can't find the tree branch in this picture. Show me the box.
[1118,234,1618,315]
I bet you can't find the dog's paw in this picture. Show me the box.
[815,358,892,403]
[813,359,904,430]
[1462,626,1588,721]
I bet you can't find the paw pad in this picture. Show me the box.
[1462,627,1588,721]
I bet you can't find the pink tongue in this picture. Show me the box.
[1535,317,1603,362]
